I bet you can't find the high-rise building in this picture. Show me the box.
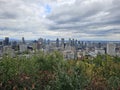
[98,42,102,48]
[107,43,116,56]
[0,41,2,45]
[37,38,44,49]
[11,41,18,51]
[70,39,73,46]
[38,38,43,44]
[69,38,72,46]
[47,39,50,45]
[4,37,9,46]
[75,40,78,46]
[56,38,59,47]
[61,38,65,49]
[22,37,25,44]
[61,38,64,46]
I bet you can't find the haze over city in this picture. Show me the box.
[0,0,120,40]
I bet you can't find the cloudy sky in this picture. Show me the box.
[0,0,120,40]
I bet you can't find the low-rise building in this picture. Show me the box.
[19,44,27,52]
[107,43,116,56]
[63,50,75,60]
[3,46,15,57]
[95,49,105,55]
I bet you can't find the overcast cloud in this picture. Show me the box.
[0,0,120,40]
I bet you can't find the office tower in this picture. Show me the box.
[61,38,64,46]
[44,39,47,45]
[75,40,77,45]
[22,37,25,44]
[74,39,78,49]
[107,43,116,56]
[43,39,46,49]
[98,42,102,48]
[47,39,50,45]
[61,38,65,49]
[4,37,9,46]
[78,41,80,44]
[72,39,75,46]
[38,38,43,44]
[38,38,45,49]
[0,41,2,45]
[12,41,17,50]
[69,38,72,46]
[56,38,59,47]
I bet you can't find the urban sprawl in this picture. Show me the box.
[0,37,120,60]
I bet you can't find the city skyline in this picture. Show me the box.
[0,0,120,40]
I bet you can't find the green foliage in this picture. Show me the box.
[0,56,19,82]
[36,51,64,71]
[108,76,120,90]
[0,52,120,90]
[48,61,89,90]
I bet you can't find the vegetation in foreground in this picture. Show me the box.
[0,52,120,90]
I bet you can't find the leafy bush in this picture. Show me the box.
[0,52,120,90]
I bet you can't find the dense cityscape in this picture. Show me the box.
[0,0,120,89]
[1,37,120,89]
[0,37,120,59]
